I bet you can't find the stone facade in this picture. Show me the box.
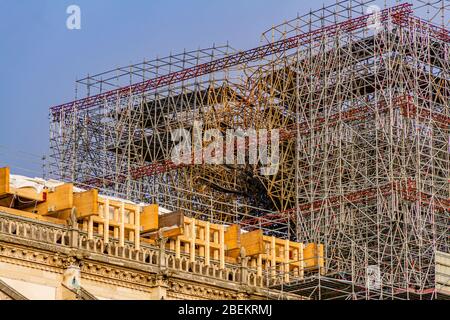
[0,211,294,300]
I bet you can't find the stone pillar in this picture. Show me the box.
[87,216,94,241]
[157,231,168,271]
[175,237,181,259]
[238,247,249,285]
[152,237,170,300]
[257,254,262,277]
[67,208,79,248]
[57,255,83,300]
[62,264,81,290]
[149,275,169,300]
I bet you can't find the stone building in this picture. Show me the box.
[0,167,321,300]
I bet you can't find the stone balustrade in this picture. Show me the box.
[0,210,267,289]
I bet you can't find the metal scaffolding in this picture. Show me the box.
[49,0,449,299]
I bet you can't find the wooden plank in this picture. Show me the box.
[205,222,210,265]
[51,209,72,220]
[140,204,159,233]
[10,187,44,202]
[299,243,304,278]
[1,167,43,203]
[225,224,240,249]
[141,237,156,246]
[104,199,109,243]
[270,237,276,276]
[0,195,14,207]
[46,183,73,213]
[224,224,241,258]
[0,167,10,196]
[119,202,125,246]
[227,248,241,259]
[318,243,325,271]
[25,183,74,216]
[219,225,225,269]
[164,227,184,238]
[159,211,184,228]
[0,205,66,225]
[303,243,325,269]
[225,256,237,264]
[73,189,98,218]
[284,240,289,282]
[134,205,140,250]
[241,230,264,256]
[190,220,195,262]
[103,198,137,212]
[148,226,183,240]
[303,243,315,269]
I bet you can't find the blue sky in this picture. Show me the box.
[0,0,432,176]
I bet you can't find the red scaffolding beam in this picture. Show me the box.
[83,94,450,188]
[240,178,449,230]
[50,3,413,117]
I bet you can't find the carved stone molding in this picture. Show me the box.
[0,242,153,293]
[0,243,64,274]
[167,291,205,300]
[0,212,283,300]
[0,241,269,299]
[167,279,240,300]
[61,254,85,269]
[80,261,156,292]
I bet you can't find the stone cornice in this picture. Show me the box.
[0,212,291,299]
[0,239,271,299]
[0,242,65,274]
